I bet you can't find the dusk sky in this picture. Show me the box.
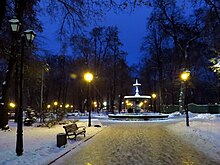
[100,6,152,65]
[40,5,152,66]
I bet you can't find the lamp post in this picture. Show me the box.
[9,17,36,156]
[84,72,93,127]
[40,64,49,123]
[53,101,58,114]
[180,70,190,127]
[151,93,157,113]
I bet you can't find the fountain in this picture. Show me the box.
[108,79,169,120]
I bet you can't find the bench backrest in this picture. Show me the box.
[63,123,78,133]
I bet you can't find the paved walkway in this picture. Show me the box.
[52,122,219,165]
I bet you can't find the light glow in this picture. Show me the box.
[54,101,58,106]
[103,101,107,106]
[93,101,97,108]
[9,102,16,108]
[180,71,190,81]
[65,104,70,108]
[84,72,93,83]
[152,93,157,99]
[139,102,144,107]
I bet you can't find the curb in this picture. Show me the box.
[48,126,105,165]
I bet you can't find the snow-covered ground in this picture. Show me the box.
[0,113,220,165]
[0,119,104,165]
[168,113,220,162]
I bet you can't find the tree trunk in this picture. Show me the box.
[0,0,6,29]
[0,57,16,129]
[158,65,163,112]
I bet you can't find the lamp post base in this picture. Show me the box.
[186,109,189,127]
[88,110,91,127]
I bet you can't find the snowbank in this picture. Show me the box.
[167,114,220,162]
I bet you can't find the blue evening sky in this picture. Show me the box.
[100,7,151,65]
[40,6,151,66]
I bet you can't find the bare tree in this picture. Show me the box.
[0,0,40,130]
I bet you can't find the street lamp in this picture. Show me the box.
[54,101,58,106]
[53,101,59,116]
[180,70,190,127]
[40,63,49,123]
[65,104,70,108]
[151,93,157,113]
[9,18,21,32]
[9,17,36,156]
[84,72,93,127]
[9,102,16,108]
[180,71,190,82]
[152,93,156,99]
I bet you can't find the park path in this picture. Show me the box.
[53,122,219,165]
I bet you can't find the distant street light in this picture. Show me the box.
[9,17,36,156]
[84,72,93,127]
[84,72,93,83]
[65,104,70,108]
[180,71,190,81]
[180,70,191,127]
[151,93,157,113]
[53,101,59,118]
[54,101,58,106]
[152,93,156,99]
[9,102,16,108]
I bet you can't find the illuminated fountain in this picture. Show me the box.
[124,79,151,113]
[108,79,169,120]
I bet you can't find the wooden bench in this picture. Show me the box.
[63,123,86,140]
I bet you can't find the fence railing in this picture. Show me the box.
[163,103,220,114]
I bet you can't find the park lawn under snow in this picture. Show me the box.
[0,113,220,165]
[168,113,220,162]
[0,119,104,165]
